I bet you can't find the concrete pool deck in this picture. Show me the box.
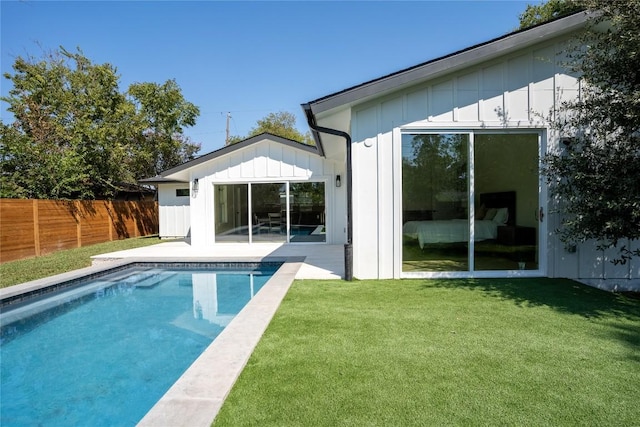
[91,240,345,280]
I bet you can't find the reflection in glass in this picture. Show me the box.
[251,183,286,242]
[215,184,249,242]
[289,182,326,242]
[474,134,539,270]
[402,134,469,272]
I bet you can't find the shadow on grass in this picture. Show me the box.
[423,278,639,318]
[421,278,640,359]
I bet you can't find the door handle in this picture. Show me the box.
[535,207,544,223]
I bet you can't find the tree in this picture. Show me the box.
[1,47,201,199]
[518,0,582,29]
[542,0,640,262]
[128,79,200,177]
[1,48,132,198]
[227,111,315,146]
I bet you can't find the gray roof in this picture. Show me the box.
[303,11,589,118]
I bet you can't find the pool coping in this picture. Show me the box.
[137,257,303,427]
[1,256,305,427]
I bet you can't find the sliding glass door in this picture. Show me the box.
[214,184,248,242]
[402,134,469,271]
[473,134,539,271]
[252,183,286,242]
[289,182,326,243]
[401,132,540,274]
[215,181,326,244]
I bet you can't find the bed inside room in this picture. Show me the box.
[402,191,537,271]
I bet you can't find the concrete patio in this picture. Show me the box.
[91,240,345,280]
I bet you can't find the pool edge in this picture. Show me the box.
[135,258,303,427]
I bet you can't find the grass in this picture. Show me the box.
[0,235,164,288]
[213,278,640,426]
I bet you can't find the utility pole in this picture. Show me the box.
[225,112,231,145]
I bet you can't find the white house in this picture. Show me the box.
[140,133,344,246]
[142,11,638,289]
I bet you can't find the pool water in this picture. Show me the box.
[0,264,278,427]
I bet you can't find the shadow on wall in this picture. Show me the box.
[110,201,158,238]
[69,200,158,239]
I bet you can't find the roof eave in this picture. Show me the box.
[307,11,590,117]
[138,176,188,184]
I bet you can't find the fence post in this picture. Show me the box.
[74,200,82,248]
[33,199,40,257]
[108,201,114,241]
[134,203,139,238]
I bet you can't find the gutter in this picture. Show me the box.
[302,103,353,281]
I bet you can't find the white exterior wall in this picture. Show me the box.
[157,184,191,238]
[188,140,344,248]
[348,36,638,284]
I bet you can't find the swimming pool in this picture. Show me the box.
[0,262,281,427]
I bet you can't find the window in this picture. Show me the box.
[214,182,326,243]
[176,189,189,197]
[401,132,540,273]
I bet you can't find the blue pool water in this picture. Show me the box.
[0,263,279,427]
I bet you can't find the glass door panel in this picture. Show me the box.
[402,134,469,272]
[214,184,248,242]
[473,134,539,270]
[251,183,286,242]
[289,182,326,243]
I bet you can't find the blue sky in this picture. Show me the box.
[1,0,534,154]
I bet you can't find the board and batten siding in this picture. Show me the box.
[348,36,638,284]
[157,184,191,238]
[188,139,344,247]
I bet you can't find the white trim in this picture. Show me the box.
[402,270,546,279]
[392,127,403,279]
[537,130,549,276]
[468,132,475,272]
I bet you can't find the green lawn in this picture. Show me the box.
[0,236,163,288]
[214,278,640,426]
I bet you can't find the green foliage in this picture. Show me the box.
[518,0,583,29]
[402,134,467,210]
[1,47,200,199]
[543,0,640,261]
[228,111,314,146]
[128,80,201,177]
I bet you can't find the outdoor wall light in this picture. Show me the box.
[193,178,199,192]
[335,174,341,188]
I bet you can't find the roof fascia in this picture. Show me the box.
[302,103,326,157]
[155,133,320,178]
[307,11,589,116]
[138,177,188,184]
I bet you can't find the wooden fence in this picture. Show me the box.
[0,199,158,263]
